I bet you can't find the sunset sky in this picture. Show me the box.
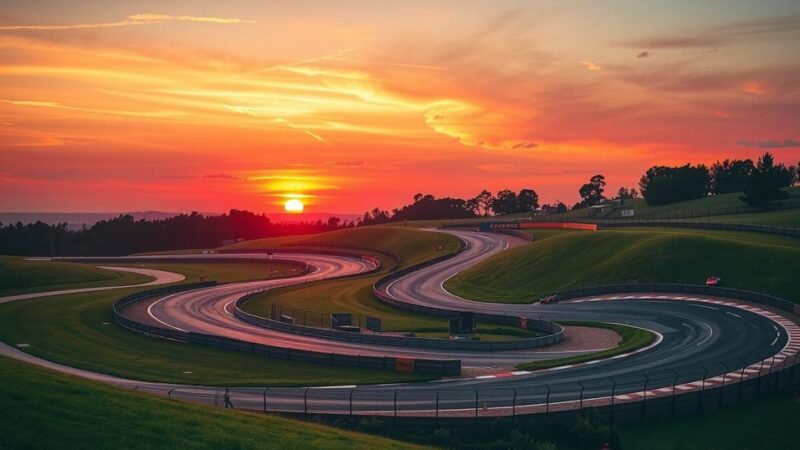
[1,0,799,214]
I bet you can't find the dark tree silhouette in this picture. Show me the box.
[741,153,795,206]
[710,159,754,194]
[576,175,606,208]
[615,187,639,199]
[639,164,710,205]
[472,190,495,216]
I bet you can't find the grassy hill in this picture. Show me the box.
[446,228,800,303]
[0,256,152,296]
[224,225,463,269]
[0,357,423,450]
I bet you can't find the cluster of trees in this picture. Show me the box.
[359,188,543,225]
[638,152,797,206]
[0,210,352,256]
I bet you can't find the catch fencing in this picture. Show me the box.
[112,283,460,376]
[119,348,800,424]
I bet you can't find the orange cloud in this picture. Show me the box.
[0,13,254,31]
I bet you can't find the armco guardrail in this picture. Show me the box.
[109,282,800,422]
[597,220,800,237]
[372,237,565,346]
[235,292,556,351]
[551,283,800,316]
[113,283,461,376]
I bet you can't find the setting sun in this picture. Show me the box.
[284,198,304,213]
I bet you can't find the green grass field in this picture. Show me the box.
[0,357,423,450]
[0,262,434,386]
[0,256,153,296]
[622,393,800,450]
[446,227,800,303]
[517,322,654,371]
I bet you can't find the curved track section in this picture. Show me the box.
[2,229,799,418]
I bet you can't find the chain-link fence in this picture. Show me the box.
[119,352,800,425]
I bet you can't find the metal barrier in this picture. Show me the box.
[597,220,800,237]
[234,292,560,351]
[549,283,800,316]
[116,346,800,423]
[112,284,461,376]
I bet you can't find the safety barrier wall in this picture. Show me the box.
[478,221,598,232]
[548,283,800,316]
[597,220,800,237]
[112,284,461,376]
[235,291,559,351]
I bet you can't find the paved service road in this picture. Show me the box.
[1,229,798,417]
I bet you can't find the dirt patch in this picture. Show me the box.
[546,325,621,352]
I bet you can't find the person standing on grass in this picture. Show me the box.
[224,388,234,409]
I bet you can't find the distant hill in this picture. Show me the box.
[0,211,360,230]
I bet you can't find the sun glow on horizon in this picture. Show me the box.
[284,198,304,213]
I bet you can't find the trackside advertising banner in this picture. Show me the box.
[480,222,597,231]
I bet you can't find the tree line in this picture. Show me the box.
[0,210,353,256]
[639,152,797,206]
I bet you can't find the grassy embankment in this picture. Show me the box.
[0,256,152,296]
[0,357,423,450]
[0,259,434,386]
[446,227,800,304]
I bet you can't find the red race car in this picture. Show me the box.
[706,276,722,287]
[540,294,559,304]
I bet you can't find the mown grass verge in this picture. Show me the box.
[517,322,655,371]
[0,357,423,450]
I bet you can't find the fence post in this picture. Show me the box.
[393,390,398,423]
[474,390,479,418]
[641,375,649,423]
[578,382,585,409]
[263,388,269,414]
[738,358,747,403]
[304,388,309,414]
[167,388,175,400]
[700,366,708,411]
[610,378,617,426]
[545,385,551,416]
[435,391,439,419]
[512,388,517,418]
[720,362,729,408]
[671,369,679,417]
[757,360,766,397]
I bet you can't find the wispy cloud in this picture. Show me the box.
[737,139,800,149]
[0,13,254,31]
[621,14,800,49]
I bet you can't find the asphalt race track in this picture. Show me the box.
[1,229,798,417]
